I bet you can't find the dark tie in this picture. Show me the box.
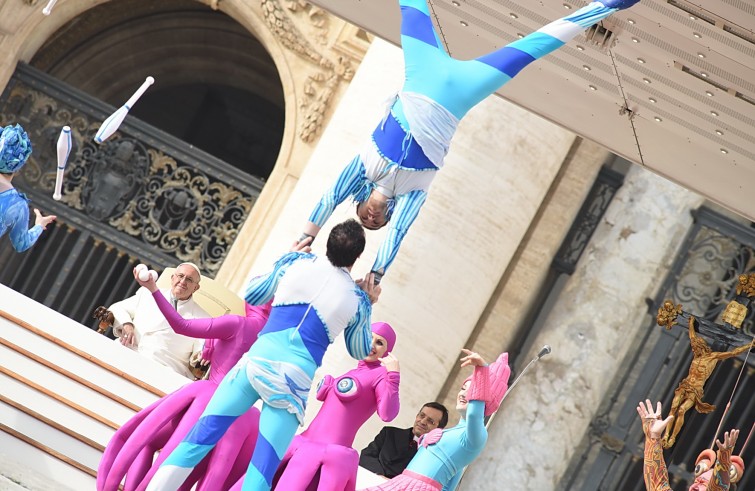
[172,298,178,310]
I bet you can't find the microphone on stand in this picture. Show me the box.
[457,345,553,486]
[537,344,552,358]
[492,345,552,420]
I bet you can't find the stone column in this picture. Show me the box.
[240,37,584,449]
[460,165,704,489]
[436,138,612,420]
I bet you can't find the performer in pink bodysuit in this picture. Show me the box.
[269,322,401,491]
[97,270,272,491]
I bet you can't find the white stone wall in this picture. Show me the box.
[460,165,704,489]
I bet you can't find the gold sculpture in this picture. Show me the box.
[661,316,754,448]
[657,300,682,331]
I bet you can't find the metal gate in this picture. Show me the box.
[0,63,264,327]
[563,207,755,490]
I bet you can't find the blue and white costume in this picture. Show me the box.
[147,251,373,491]
[308,0,638,278]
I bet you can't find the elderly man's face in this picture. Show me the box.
[171,264,200,300]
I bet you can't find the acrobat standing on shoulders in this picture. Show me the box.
[300,0,641,283]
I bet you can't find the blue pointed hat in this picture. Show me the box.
[0,124,33,174]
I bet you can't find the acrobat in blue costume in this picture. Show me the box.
[147,245,373,491]
[303,0,640,282]
[0,124,55,251]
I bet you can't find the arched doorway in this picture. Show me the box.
[0,0,285,326]
[30,0,284,180]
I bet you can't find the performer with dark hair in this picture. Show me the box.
[0,124,56,251]
[147,219,381,491]
[359,402,449,479]
[300,0,640,282]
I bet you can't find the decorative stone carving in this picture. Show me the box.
[260,0,360,142]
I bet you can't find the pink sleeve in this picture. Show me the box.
[465,365,490,403]
[374,370,401,422]
[152,291,239,339]
[243,299,273,339]
[316,375,335,401]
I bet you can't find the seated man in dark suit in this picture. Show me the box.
[359,402,448,478]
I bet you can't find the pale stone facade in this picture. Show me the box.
[0,1,710,489]
[461,165,704,488]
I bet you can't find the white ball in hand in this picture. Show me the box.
[149,270,158,282]
[138,269,151,282]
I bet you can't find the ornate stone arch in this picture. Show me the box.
[0,0,370,285]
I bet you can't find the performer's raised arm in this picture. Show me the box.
[303,156,367,243]
[399,0,449,58]
[343,288,374,360]
[636,400,674,491]
[244,238,313,305]
[6,205,46,252]
[374,352,401,421]
[370,189,427,279]
[459,350,493,450]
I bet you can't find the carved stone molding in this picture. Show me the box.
[260,0,363,142]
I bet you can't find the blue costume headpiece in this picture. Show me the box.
[0,124,33,174]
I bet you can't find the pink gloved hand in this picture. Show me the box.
[419,428,443,448]
[202,338,216,364]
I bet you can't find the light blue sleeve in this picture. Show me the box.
[308,156,367,228]
[371,189,427,275]
[343,288,373,360]
[464,400,487,450]
[4,195,42,252]
[244,252,314,305]
[440,400,486,490]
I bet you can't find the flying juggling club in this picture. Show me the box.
[94,76,154,144]
[42,0,58,16]
[52,126,72,201]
